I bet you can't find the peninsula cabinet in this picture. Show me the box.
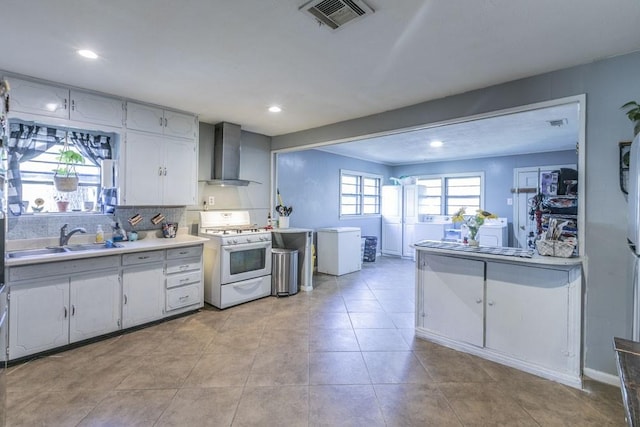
[416,250,582,388]
[122,130,197,205]
[126,101,197,139]
[9,77,124,128]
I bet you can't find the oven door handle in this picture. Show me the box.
[222,242,271,251]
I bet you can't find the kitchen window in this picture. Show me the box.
[7,121,114,215]
[416,173,483,215]
[340,170,381,217]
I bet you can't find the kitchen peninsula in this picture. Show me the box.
[413,242,583,388]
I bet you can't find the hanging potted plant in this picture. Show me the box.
[53,145,85,192]
[621,101,640,137]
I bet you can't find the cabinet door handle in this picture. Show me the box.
[475,298,482,304]
[71,305,75,316]
[163,167,167,176]
[164,118,168,127]
[124,294,128,305]
[64,307,68,318]
[64,99,68,110]
[160,117,163,127]
[158,166,163,176]
[71,99,75,111]
[488,300,495,306]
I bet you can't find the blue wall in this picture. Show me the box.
[277,149,392,241]
[393,150,578,220]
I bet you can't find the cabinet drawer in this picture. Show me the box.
[122,250,164,265]
[220,276,270,309]
[9,255,120,282]
[166,283,201,311]
[167,245,202,260]
[166,257,201,274]
[166,271,201,289]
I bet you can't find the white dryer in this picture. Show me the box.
[477,218,508,247]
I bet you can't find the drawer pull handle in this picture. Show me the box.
[180,278,190,283]
[138,256,149,260]
[179,295,189,301]
[179,251,188,255]
[475,298,482,304]
[488,300,495,306]
[179,265,189,270]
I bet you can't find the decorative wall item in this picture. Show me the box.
[620,141,631,195]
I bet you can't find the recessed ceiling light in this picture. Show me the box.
[268,106,282,113]
[77,49,98,59]
[430,140,443,148]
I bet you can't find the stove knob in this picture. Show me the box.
[232,238,238,244]
[246,238,251,243]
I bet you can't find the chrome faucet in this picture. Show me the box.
[59,224,87,246]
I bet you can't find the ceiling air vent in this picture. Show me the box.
[300,0,374,31]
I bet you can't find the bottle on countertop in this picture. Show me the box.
[112,222,127,242]
[266,212,273,229]
[95,225,104,243]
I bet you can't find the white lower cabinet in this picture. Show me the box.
[9,279,69,360]
[416,251,582,387]
[485,262,576,375]
[8,269,120,360]
[421,255,484,347]
[69,271,121,343]
[122,263,165,329]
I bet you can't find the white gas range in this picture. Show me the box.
[199,211,272,309]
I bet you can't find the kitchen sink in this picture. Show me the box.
[7,247,69,258]
[64,243,122,252]
[7,243,123,258]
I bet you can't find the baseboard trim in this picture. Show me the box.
[583,368,621,388]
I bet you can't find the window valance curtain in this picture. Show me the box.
[68,131,112,166]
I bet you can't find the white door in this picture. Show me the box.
[381,185,402,256]
[9,78,69,119]
[122,264,165,328]
[123,131,164,205]
[422,255,485,347]
[70,90,124,128]
[69,271,121,342]
[126,102,164,134]
[163,110,197,139]
[163,137,197,205]
[486,262,571,373]
[9,280,69,359]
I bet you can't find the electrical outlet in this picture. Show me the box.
[208,196,215,206]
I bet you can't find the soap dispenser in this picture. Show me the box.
[112,222,127,242]
[95,225,104,243]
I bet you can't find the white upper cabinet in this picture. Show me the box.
[126,102,197,139]
[9,77,124,128]
[123,131,197,206]
[69,90,124,128]
[9,78,69,119]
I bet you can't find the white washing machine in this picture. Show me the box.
[414,215,452,242]
[477,218,508,247]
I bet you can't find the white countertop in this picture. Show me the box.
[413,240,583,266]
[6,232,208,267]
[271,228,313,233]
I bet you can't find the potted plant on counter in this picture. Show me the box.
[452,207,497,246]
[53,145,85,192]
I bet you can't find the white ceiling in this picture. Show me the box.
[1,0,639,141]
[316,102,580,165]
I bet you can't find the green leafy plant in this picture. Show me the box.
[621,101,640,136]
[54,149,85,177]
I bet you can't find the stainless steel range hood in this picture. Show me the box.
[205,122,258,186]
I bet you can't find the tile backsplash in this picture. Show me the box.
[7,207,187,240]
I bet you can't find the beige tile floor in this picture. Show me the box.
[7,256,625,426]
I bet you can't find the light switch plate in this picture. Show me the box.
[507,198,513,206]
[208,196,215,206]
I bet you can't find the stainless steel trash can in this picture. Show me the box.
[271,248,299,296]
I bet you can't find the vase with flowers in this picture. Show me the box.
[452,207,498,246]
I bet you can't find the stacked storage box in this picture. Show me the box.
[363,236,377,262]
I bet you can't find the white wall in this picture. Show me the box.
[272,51,640,376]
